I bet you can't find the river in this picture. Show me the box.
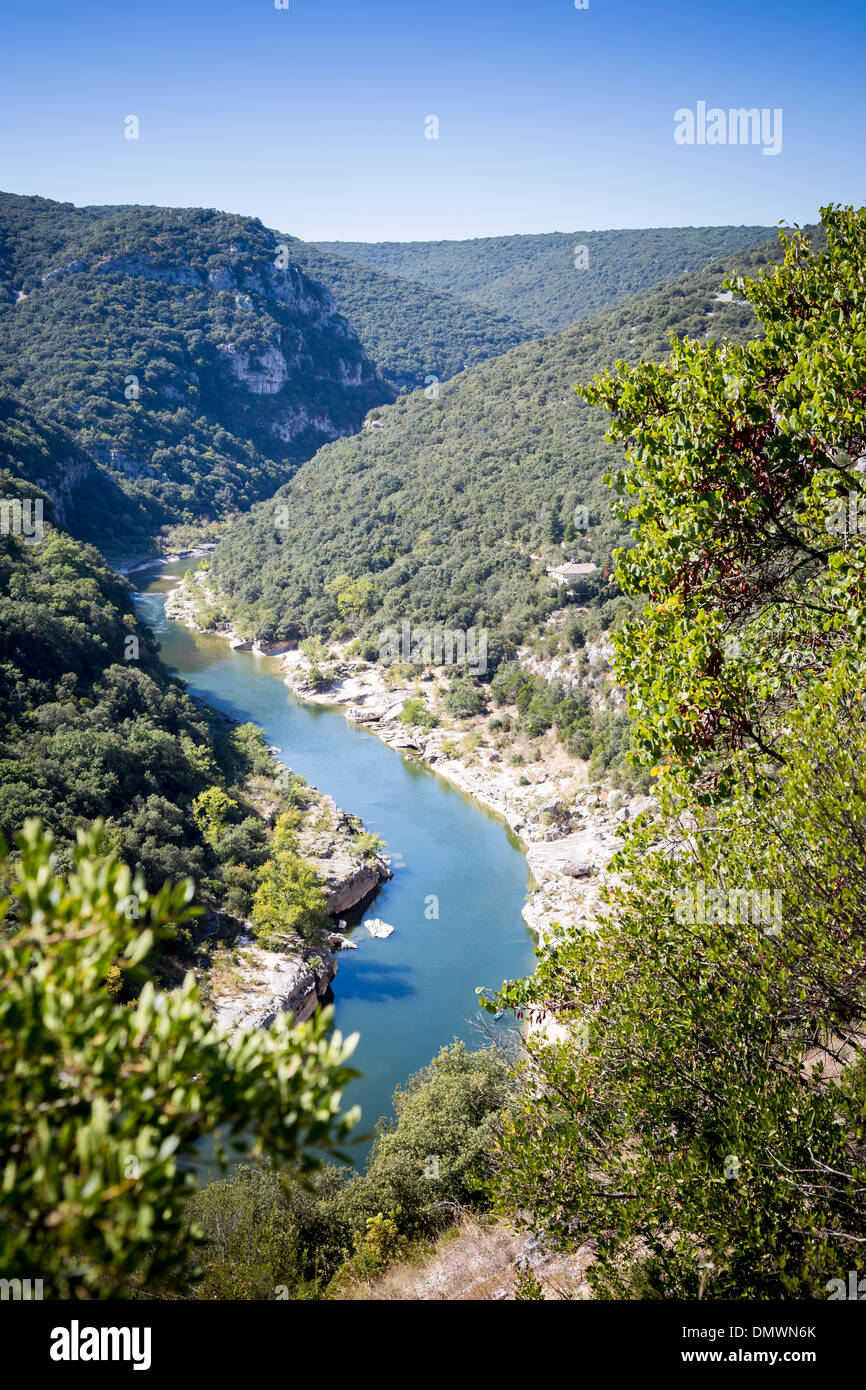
[132,557,536,1160]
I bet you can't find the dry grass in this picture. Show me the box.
[332,1212,594,1301]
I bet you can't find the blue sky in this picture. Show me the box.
[1,0,862,240]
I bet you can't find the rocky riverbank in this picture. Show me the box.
[208,928,343,1034]
[166,568,652,1036]
[197,753,391,1037]
[276,644,651,950]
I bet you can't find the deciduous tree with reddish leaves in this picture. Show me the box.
[580,205,866,785]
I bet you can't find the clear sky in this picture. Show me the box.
[1,0,863,241]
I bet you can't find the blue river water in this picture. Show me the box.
[133,558,536,1160]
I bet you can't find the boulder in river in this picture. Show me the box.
[364,917,395,938]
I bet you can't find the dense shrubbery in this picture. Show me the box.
[184,1041,513,1298]
[321,226,775,333]
[485,208,866,1299]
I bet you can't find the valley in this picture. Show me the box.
[3,185,864,1307]
[134,555,536,1151]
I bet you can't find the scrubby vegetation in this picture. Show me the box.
[490,665,634,777]
[182,1042,513,1299]
[320,225,775,333]
[483,207,866,1299]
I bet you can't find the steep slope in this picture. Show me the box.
[283,238,539,392]
[0,396,391,985]
[0,402,263,902]
[319,226,776,334]
[0,194,389,549]
[208,237,784,647]
[0,390,147,536]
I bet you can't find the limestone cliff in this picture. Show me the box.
[0,195,393,549]
[211,933,339,1034]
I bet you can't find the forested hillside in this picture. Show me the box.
[207,236,782,647]
[0,194,389,550]
[0,198,776,558]
[283,238,538,392]
[0,402,279,942]
[484,207,866,1299]
[319,225,775,333]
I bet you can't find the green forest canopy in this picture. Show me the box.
[319,225,776,333]
[209,235,785,647]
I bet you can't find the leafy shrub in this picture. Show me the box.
[0,821,359,1299]
[399,697,439,729]
[444,678,482,719]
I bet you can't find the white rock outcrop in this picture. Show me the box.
[211,934,338,1035]
[364,918,395,939]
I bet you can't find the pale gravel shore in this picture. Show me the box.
[274,642,652,952]
[166,572,654,1037]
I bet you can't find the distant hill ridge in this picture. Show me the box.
[280,236,539,392]
[0,193,389,547]
[207,231,787,648]
[318,226,776,333]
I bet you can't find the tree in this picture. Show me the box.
[326,573,376,624]
[185,1042,514,1297]
[486,681,866,1297]
[192,786,239,847]
[250,812,332,947]
[0,820,359,1298]
[444,677,482,719]
[183,1165,310,1300]
[361,1041,513,1235]
[484,206,866,1299]
[580,206,866,786]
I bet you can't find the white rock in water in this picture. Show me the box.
[364,918,395,938]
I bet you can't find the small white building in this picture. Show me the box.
[548,560,598,585]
